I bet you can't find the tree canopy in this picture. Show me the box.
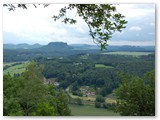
[3,61,71,116]
[114,71,155,116]
[3,4,127,50]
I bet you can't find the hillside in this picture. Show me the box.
[36,42,73,52]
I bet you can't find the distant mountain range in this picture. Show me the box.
[3,42,155,52]
[3,42,155,62]
[37,42,73,52]
[3,43,43,49]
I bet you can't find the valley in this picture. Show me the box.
[3,43,155,115]
[3,3,155,116]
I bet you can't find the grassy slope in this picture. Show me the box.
[3,62,28,76]
[3,62,18,67]
[69,104,119,116]
[95,64,114,68]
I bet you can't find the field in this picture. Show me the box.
[95,64,114,68]
[67,85,116,104]
[3,62,18,67]
[102,51,153,56]
[69,92,95,101]
[70,94,116,103]
[3,62,29,76]
[69,104,119,116]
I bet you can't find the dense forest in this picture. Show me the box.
[34,53,155,97]
[3,48,155,116]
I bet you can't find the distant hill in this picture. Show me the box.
[70,44,155,52]
[3,43,43,49]
[4,42,155,52]
[108,45,155,52]
[37,42,73,52]
[70,44,99,50]
[3,42,155,62]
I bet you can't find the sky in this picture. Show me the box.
[2,4,155,46]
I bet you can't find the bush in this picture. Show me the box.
[95,95,105,103]
[95,102,101,108]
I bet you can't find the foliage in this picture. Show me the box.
[3,52,155,116]
[102,103,116,110]
[3,61,71,116]
[74,98,83,106]
[3,75,24,116]
[3,4,49,11]
[32,102,57,116]
[53,4,127,50]
[95,95,105,103]
[35,53,154,97]
[55,90,71,116]
[18,61,47,116]
[95,102,101,108]
[114,71,155,116]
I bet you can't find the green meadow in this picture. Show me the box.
[102,51,153,57]
[3,62,29,76]
[95,64,114,68]
[69,104,119,116]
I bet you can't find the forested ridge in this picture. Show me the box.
[3,42,155,62]
[3,52,155,116]
[35,53,155,97]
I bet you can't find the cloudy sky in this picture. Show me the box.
[3,4,155,46]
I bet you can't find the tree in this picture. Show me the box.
[33,102,57,116]
[95,102,101,108]
[3,74,24,116]
[103,103,116,110]
[114,71,155,116]
[55,90,71,116]
[18,61,47,116]
[3,4,127,50]
[75,98,83,105]
[53,4,127,50]
[3,61,71,116]
[95,95,105,103]
[95,95,105,108]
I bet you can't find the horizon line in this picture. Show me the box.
[3,42,155,47]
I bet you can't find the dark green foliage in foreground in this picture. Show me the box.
[3,75,24,116]
[115,70,155,116]
[32,102,57,116]
[3,61,71,116]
